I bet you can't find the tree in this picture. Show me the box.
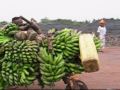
[0,21,8,25]
[41,17,50,24]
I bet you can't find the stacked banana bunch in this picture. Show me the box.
[0,23,18,45]
[94,36,101,51]
[4,23,18,36]
[0,40,38,86]
[0,30,12,45]
[38,47,65,85]
[45,28,84,79]
[1,62,36,86]
[53,28,80,59]
[65,63,84,74]
[0,74,7,90]
[3,40,39,63]
[0,27,102,89]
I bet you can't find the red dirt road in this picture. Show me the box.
[80,47,120,89]
[8,47,120,89]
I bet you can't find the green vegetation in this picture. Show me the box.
[41,18,90,26]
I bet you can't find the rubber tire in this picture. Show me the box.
[65,80,88,90]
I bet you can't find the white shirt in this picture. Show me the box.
[97,26,107,38]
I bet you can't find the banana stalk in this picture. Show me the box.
[79,34,99,72]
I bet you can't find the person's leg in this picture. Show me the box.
[100,37,105,52]
[102,37,105,49]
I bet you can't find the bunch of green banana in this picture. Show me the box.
[94,36,102,51]
[1,61,36,86]
[0,36,11,44]
[0,74,8,90]
[3,40,39,63]
[0,23,17,45]
[0,30,12,60]
[38,47,65,85]
[4,23,18,36]
[53,28,80,59]
[0,30,4,36]
[65,63,84,74]
[0,30,12,45]
[0,45,6,61]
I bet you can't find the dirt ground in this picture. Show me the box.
[8,47,120,90]
[80,47,120,89]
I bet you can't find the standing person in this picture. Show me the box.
[97,19,107,52]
